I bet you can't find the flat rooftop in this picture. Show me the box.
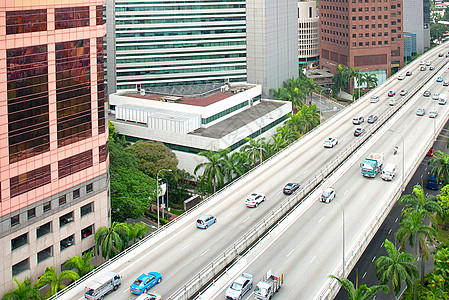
[191,101,285,139]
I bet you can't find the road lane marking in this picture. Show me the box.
[344,189,350,196]
[287,249,295,257]
[362,194,366,200]
[276,191,283,195]
[310,256,316,263]
[380,241,384,248]
[242,216,250,223]
[395,217,399,222]
[200,249,209,256]
[372,256,376,262]
[319,216,325,223]
[388,229,392,234]
[362,272,367,278]
[180,244,190,251]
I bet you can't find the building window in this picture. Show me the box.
[60,212,74,227]
[37,222,52,238]
[81,225,93,239]
[27,208,36,220]
[60,235,75,251]
[73,189,80,199]
[353,42,357,46]
[59,195,67,206]
[99,143,108,163]
[10,165,51,197]
[82,246,96,257]
[11,215,19,227]
[6,10,47,35]
[12,258,29,276]
[86,183,93,194]
[59,150,93,179]
[43,201,51,212]
[55,7,89,29]
[11,233,28,251]
[37,246,53,263]
[81,202,94,217]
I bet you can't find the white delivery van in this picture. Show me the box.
[381,163,397,181]
[85,271,121,300]
[439,94,447,105]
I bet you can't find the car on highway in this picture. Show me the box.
[352,116,364,125]
[439,53,444,57]
[406,71,413,76]
[400,89,408,96]
[430,66,435,71]
[397,75,405,80]
[433,93,440,100]
[196,215,217,229]
[420,66,426,71]
[428,175,440,190]
[388,90,395,97]
[423,90,431,97]
[416,108,425,116]
[370,96,379,103]
[245,192,266,207]
[426,61,431,66]
[323,137,338,148]
[354,128,365,137]
[439,97,447,105]
[135,292,162,300]
[444,81,449,87]
[130,272,162,295]
[437,76,444,82]
[283,183,300,195]
[224,273,253,300]
[446,53,449,58]
[427,148,435,157]
[429,110,438,118]
[367,115,378,123]
[321,187,336,203]
[420,60,425,65]
[389,98,397,106]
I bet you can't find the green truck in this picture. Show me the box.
[360,152,384,178]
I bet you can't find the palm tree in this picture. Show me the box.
[433,246,449,290]
[194,149,229,193]
[2,277,41,300]
[363,73,378,89]
[225,151,249,181]
[348,66,360,94]
[276,125,300,144]
[396,211,438,290]
[64,250,95,277]
[285,112,304,134]
[269,87,288,100]
[428,150,449,187]
[270,133,288,153]
[241,137,265,165]
[332,64,350,95]
[127,222,150,245]
[35,266,79,298]
[399,184,443,223]
[375,239,418,297]
[95,221,130,259]
[329,275,388,299]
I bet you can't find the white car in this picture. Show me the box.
[225,273,253,300]
[245,192,266,208]
[433,93,440,100]
[429,110,438,118]
[400,89,408,96]
[389,99,397,106]
[370,96,379,103]
[397,75,405,80]
[321,187,336,203]
[439,97,447,105]
[323,137,338,148]
[352,116,364,125]
[135,292,162,300]
[416,108,425,116]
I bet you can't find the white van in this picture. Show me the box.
[381,163,397,181]
[85,271,121,300]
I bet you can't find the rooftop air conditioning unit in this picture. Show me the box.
[140,88,146,96]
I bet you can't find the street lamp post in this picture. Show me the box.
[388,129,405,190]
[156,168,172,229]
[334,198,345,278]
[319,90,323,124]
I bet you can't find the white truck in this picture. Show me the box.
[381,163,397,181]
[254,270,284,300]
[84,271,121,300]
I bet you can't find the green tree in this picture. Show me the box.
[375,239,418,297]
[349,66,360,94]
[64,250,95,277]
[362,73,378,89]
[127,222,151,245]
[35,267,79,298]
[194,149,229,193]
[428,150,449,187]
[399,184,443,224]
[1,277,41,300]
[433,247,449,290]
[425,273,449,300]
[240,137,266,165]
[329,275,388,299]
[396,211,438,290]
[270,132,288,153]
[332,64,350,95]
[95,222,130,260]
[276,124,300,144]
[226,151,251,181]
[269,87,288,100]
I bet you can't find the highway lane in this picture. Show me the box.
[64,45,449,299]
[200,48,449,299]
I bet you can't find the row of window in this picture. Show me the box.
[119,65,246,76]
[116,16,245,25]
[202,100,249,124]
[116,41,245,51]
[115,4,245,12]
[6,6,104,35]
[116,53,246,64]
[351,15,401,21]
[11,224,94,277]
[115,29,245,38]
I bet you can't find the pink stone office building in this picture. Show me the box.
[0,0,109,293]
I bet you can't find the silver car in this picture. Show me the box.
[225,273,253,300]
[429,110,438,118]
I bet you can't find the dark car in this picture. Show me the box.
[439,53,444,57]
[388,91,395,97]
[283,182,300,195]
[423,90,431,97]
[60,236,74,248]
[367,115,378,123]
[406,71,412,76]
[354,128,365,137]
[430,66,435,70]
[428,175,439,190]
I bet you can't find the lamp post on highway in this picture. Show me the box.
[319,89,323,124]
[157,168,172,229]
[334,198,345,278]
[388,129,405,190]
